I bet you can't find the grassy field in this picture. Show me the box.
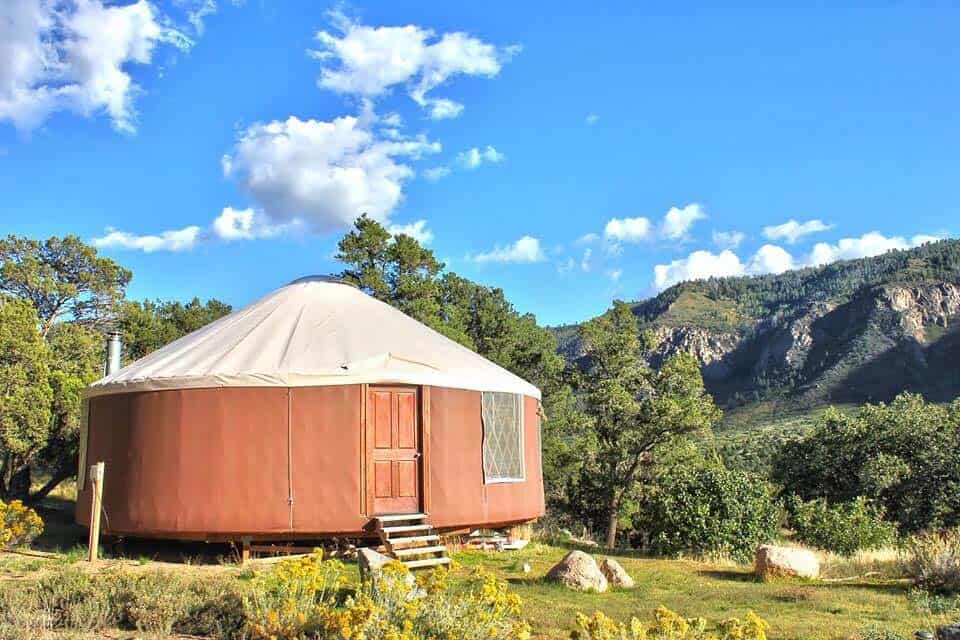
[452,543,942,640]
[1,535,948,639]
[3,488,951,639]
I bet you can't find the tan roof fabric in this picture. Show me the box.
[86,276,541,399]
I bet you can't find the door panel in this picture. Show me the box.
[397,460,417,497]
[397,391,417,448]
[374,461,393,498]
[373,391,393,448]
[367,386,421,514]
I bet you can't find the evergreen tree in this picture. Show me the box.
[0,296,53,499]
[577,301,721,547]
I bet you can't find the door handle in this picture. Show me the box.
[414,452,422,459]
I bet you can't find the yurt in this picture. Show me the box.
[75,276,544,545]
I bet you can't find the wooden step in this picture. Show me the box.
[382,524,432,535]
[375,513,426,522]
[388,534,439,547]
[393,545,446,557]
[402,556,451,569]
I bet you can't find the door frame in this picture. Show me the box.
[361,384,431,516]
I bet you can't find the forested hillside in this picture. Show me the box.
[554,239,960,413]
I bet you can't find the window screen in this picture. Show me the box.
[482,392,525,482]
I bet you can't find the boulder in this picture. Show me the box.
[357,547,417,594]
[754,545,820,580]
[546,550,608,592]
[598,557,634,588]
[938,623,960,640]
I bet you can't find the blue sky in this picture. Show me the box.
[1,1,957,326]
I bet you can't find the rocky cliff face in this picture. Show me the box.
[641,282,960,406]
[648,325,740,380]
[882,283,960,342]
[555,275,960,408]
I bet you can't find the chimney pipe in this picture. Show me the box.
[105,331,121,376]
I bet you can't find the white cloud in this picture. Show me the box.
[607,268,623,282]
[763,218,832,244]
[178,0,216,34]
[423,145,504,179]
[0,0,190,133]
[456,145,504,169]
[581,248,592,272]
[653,230,944,290]
[388,219,433,244]
[660,203,706,240]
[576,232,599,244]
[310,10,517,119]
[604,216,652,243]
[222,114,439,232]
[425,98,463,120]
[556,256,575,274]
[470,235,545,264]
[92,225,201,252]
[747,244,795,275]
[712,230,745,250]
[422,166,451,181]
[585,113,599,125]
[591,203,705,252]
[653,250,744,290]
[211,206,291,241]
[808,231,937,266]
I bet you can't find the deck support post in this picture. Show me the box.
[240,536,252,564]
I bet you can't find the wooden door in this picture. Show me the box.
[367,386,421,514]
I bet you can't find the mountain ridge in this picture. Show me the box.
[553,239,960,410]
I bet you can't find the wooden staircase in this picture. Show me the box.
[374,513,450,570]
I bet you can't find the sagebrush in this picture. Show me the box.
[901,529,960,594]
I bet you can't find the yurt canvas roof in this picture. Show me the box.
[86,276,541,399]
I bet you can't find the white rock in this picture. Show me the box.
[754,545,820,580]
[938,623,960,640]
[598,557,635,588]
[546,550,608,592]
[358,547,417,594]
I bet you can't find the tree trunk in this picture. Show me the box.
[28,467,74,506]
[605,491,619,548]
[8,466,31,501]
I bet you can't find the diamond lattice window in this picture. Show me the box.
[482,392,525,483]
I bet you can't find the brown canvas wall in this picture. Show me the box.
[77,384,543,538]
[290,385,365,533]
[77,388,290,536]
[427,389,544,529]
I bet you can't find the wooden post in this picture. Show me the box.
[240,536,252,564]
[87,462,105,563]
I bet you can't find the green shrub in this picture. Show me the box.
[177,577,247,639]
[0,581,54,638]
[787,496,896,555]
[773,395,960,534]
[34,567,117,631]
[0,564,247,639]
[123,571,198,636]
[635,466,781,561]
[857,625,905,640]
[908,587,960,616]
[902,529,960,594]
